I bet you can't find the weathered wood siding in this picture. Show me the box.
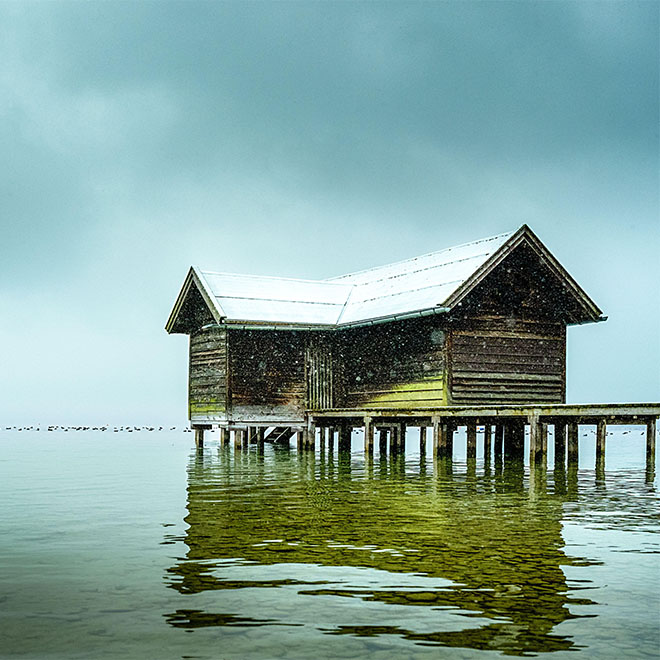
[189,326,228,421]
[228,329,306,422]
[306,334,335,410]
[448,318,565,405]
[339,317,447,408]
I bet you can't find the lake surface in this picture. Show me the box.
[1,426,658,659]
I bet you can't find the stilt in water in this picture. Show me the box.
[504,421,524,462]
[646,418,656,483]
[419,426,427,457]
[494,425,504,469]
[378,428,388,457]
[554,421,566,469]
[338,423,351,452]
[567,422,579,466]
[194,427,204,448]
[484,425,492,466]
[466,423,477,460]
[596,419,606,473]
[364,417,374,456]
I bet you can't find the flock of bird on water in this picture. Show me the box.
[4,425,192,433]
[2,426,644,437]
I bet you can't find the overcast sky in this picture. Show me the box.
[1,1,658,424]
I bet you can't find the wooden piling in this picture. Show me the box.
[364,417,374,455]
[419,426,427,456]
[389,425,397,455]
[504,422,524,461]
[466,423,477,460]
[433,417,452,459]
[554,421,566,468]
[219,427,228,447]
[494,425,504,464]
[257,427,265,452]
[646,418,656,472]
[596,419,606,470]
[339,423,351,451]
[194,427,204,448]
[398,423,406,454]
[378,428,388,456]
[528,414,544,465]
[567,422,579,466]
[484,425,492,464]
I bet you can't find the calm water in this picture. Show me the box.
[1,427,658,659]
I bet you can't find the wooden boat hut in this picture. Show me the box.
[166,225,605,435]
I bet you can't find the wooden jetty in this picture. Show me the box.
[166,225,659,473]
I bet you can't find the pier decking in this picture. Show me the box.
[200,403,660,479]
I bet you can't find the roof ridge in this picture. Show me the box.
[325,229,516,282]
[198,269,350,287]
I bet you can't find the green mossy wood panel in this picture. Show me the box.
[340,317,447,408]
[189,327,227,418]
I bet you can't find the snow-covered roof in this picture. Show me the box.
[166,225,603,332]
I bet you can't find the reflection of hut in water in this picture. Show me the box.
[165,451,595,654]
[166,225,604,435]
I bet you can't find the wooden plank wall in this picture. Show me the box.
[306,334,334,410]
[340,317,447,408]
[448,318,565,405]
[229,330,306,421]
[189,326,228,419]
